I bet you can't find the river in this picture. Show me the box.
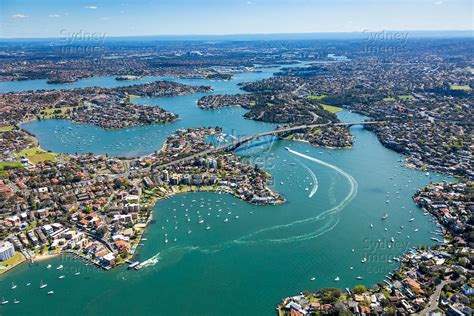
[0,65,447,315]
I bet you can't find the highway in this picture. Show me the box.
[153,120,382,169]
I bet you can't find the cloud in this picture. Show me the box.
[434,1,443,4]
[85,5,97,9]
[12,14,29,19]
[100,17,110,20]
[48,14,61,18]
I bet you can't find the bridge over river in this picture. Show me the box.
[153,121,383,169]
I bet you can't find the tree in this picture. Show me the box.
[353,285,367,295]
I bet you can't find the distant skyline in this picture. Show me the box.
[1,0,473,38]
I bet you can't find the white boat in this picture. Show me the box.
[74,272,81,276]
[310,277,316,281]
[361,257,367,263]
[58,275,65,279]
[1,297,8,305]
[390,237,395,243]
[356,276,363,280]
[206,226,211,230]
[235,216,239,219]
[56,265,63,270]
[14,299,20,304]
[414,229,419,232]
[198,219,204,224]
[224,218,229,223]
[47,291,54,295]
[350,267,354,270]
[26,283,31,286]
[47,264,52,269]
[164,239,168,244]
[409,218,415,222]
[381,213,389,220]
[334,276,340,282]
[370,224,373,228]
[11,282,17,290]
[40,281,48,289]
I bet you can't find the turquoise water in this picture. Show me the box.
[0,67,447,315]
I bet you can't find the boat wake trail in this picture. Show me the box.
[300,162,318,198]
[141,148,358,263]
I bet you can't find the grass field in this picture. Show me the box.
[308,94,327,100]
[450,84,471,91]
[39,106,76,119]
[16,147,56,164]
[398,95,414,101]
[0,125,15,132]
[320,103,342,113]
[0,252,26,275]
[383,97,395,101]
[0,161,22,170]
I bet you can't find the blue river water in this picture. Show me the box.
[0,66,447,315]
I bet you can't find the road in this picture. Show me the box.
[153,120,382,169]
[416,279,457,315]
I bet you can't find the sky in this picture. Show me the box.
[0,0,473,38]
